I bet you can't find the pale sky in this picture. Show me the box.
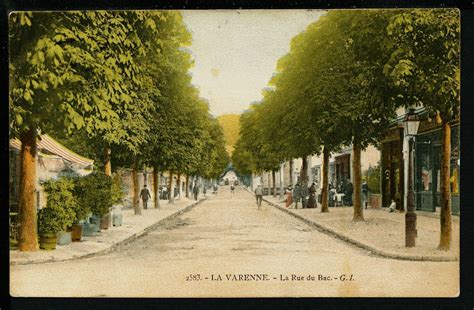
[181,10,326,116]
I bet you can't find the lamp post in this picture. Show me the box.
[404,108,420,247]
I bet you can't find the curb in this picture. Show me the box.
[11,197,207,266]
[257,194,457,262]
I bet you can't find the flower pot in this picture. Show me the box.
[39,232,58,250]
[112,213,123,227]
[100,213,111,230]
[82,222,98,237]
[57,231,72,245]
[71,223,84,242]
[90,215,101,232]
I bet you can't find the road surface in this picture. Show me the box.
[10,186,458,297]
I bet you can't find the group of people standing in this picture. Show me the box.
[253,178,370,210]
[285,182,318,209]
[137,182,220,210]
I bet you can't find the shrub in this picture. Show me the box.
[74,172,113,217]
[366,164,381,194]
[40,178,76,232]
[38,206,70,234]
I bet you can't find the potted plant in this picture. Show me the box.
[41,178,76,246]
[70,201,90,242]
[75,172,114,231]
[38,206,69,250]
[70,180,92,241]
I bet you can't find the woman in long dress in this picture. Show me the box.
[307,183,317,208]
[285,185,293,208]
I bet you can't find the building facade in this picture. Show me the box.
[381,107,460,214]
[9,134,94,212]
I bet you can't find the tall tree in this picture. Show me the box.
[383,9,460,249]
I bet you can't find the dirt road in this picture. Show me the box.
[10,186,458,297]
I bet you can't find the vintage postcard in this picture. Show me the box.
[9,9,460,298]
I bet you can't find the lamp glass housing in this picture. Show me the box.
[404,109,420,137]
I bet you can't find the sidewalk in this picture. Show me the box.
[263,195,459,262]
[10,196,207,265]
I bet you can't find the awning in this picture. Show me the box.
[9,134,94,167]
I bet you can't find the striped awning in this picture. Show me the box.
[9,134,94,167]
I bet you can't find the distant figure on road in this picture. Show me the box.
[255,184,263,209]
[140,185,151,210]
[285,185,293,208]
[193,184,199,201]
[230,184,235,194]
[203,186,207,197]
[307,182,317,209]
[213,184,218,195]
[292,183,301,209]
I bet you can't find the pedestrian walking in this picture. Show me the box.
[255,184,263,209]
[362,180,369,209]
[230,184,235,194]
[140,185,151,210]
[213,184,218,195]
[285,185,293,208]
[203,186,207,197]
[307,182,317,208]
[193,184,199,201]
[292,183,301,209]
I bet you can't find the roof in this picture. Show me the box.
[9,134,94,167]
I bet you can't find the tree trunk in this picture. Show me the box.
[272,170,277,197]
[289,159,294,185]
[177,173,182,199]
[153,166,160,209]
[439,119,452,250]
[300,156,309,184]
[267,172,271,195]
[18,128,38,251]
[352,144,364,222]
[185,175,190,198]
[279,164,284,199]
[321,147,330,213]
[143,165,147,185]
[132,159,141,215]
[169,171,175,204]
[104,147,112,176]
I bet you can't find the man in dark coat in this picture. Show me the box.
[345,179,353,206]
[140,185,151,210]
[193,184,199,201]
[292,183,301,209]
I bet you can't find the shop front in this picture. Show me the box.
[415,122,460,214]
[380,126,405,210]
[334,153,350,191]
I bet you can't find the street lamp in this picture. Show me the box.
[404,108,420,247]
